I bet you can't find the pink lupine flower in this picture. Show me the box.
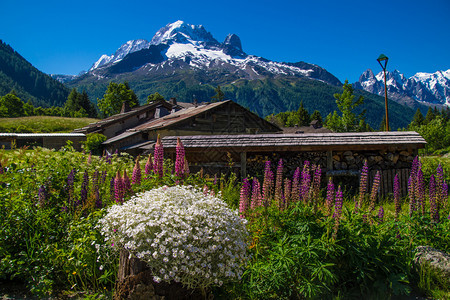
[154,135,164,178]
[87,152,92,164]
[325,177,335,216]
[123,170,132,194]
[251,178,262,209]
[274,159,284,204]
[114,171,124,204]
[145,154,154,175]
[132,157,142,185]
[300,161,311,203]
[239,178,251,218]
[175,138,186,178]
[184,157,190,175]
[262,161,273,206]
[311,165,322,210]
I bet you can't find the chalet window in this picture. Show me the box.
[138,113,146,120]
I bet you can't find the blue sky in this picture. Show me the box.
[1,0,449,83]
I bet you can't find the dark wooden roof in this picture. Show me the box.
[72,100,172,133]
[160,131,426,152]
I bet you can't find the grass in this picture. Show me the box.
[0,116,98,133]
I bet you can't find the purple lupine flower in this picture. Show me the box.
[38,185,47,208]
[333,185,343,220]
[291,167,301,203]
[80,170,89,206]
[251,178,262,210]
[123,170,132,194]
[145,155,153,175]
[132,157,142,185]
[114,171,124,204]
[213,174,218,186]
[101,171,107,185]
[312,165,322,209]
[332,185,343,240]
[369,171,381,212]
[325,177,335,216]
[262,161,273,206]
[153,135,164,178]
[175,138,185,178]
[378,206,384,224]
[274,159,284,204]
[92,170,101,209]
[105,152,112,164]
[239,178,251,218]
[300,161,311,203]
[408,176,415,214]
[417,169,425,215]
[358,160,369,208]
[393,173,401,219]
[429,175,439,223]
[284,178,292,208]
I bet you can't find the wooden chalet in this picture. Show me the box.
[161,131,427,196]
[101,100,282,155]
[73,99,174,139]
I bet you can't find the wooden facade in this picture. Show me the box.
[0,133,86,151]
[161,132,426,196]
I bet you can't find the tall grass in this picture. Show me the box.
[0,116,98,133]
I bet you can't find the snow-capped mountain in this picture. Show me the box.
[90,39,151,70]
[85,20,341,86]
[354,69,450,107]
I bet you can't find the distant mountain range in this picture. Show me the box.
[354,69,450,108]
[1,21,437,129]
[60,20,428,129]
[0,40,68,107]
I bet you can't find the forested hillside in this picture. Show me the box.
[0,40,69,107]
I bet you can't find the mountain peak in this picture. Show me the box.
[221,34,245,57]
[150,20,219,47]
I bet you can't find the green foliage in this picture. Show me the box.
[409,115,450,154]
[64,89,97,118]
[325,80,367,132]
[411,108,425,127]
[82,133,107,155]
[0,40,69,107]
[211,85,225,102]
[0,92,24,117]
[97,82,139,117]
[146,92,165,104]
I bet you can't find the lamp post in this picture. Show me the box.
[377,54,389,131]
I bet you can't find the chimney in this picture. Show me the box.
[169,97,177,106]
[120,101,131,114]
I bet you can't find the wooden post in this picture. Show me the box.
[240,151,247,179]
[326,150,333,179]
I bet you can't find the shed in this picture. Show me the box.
[161,131,426,196]
[0,133,86,151]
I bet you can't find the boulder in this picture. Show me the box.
[413,246,450,285]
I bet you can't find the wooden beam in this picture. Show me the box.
[240,151,247,179]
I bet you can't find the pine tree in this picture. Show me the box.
[211,86,225,102]
[410,108,425,127]
[424,107,435,125]
[310,110,323,124]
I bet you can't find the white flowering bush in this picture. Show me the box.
[98,185,249,290]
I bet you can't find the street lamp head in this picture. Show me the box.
[377,54,389,70]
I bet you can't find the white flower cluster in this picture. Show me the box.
[98,185,249,289]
